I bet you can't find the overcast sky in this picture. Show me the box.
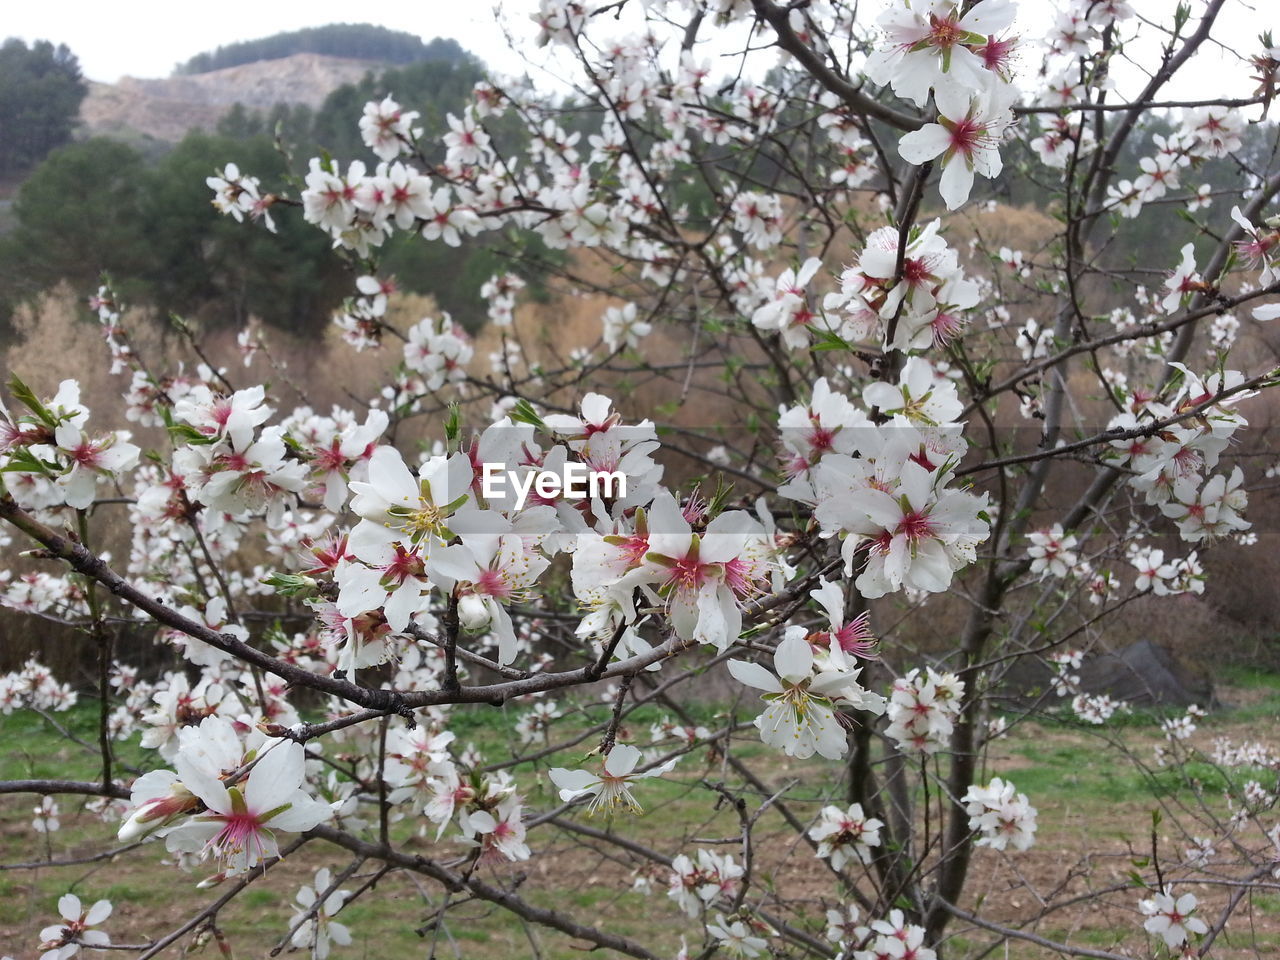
[3,0,1270,106]
[5,1,544,83]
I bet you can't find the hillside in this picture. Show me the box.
[80,53,380,142]
[174,24,456,75]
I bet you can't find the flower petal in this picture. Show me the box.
[728,659,783,693]
[245,741,305,815]
[897,124,950,165]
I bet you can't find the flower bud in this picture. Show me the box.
[458,594,491,631]
[117,782,197,842]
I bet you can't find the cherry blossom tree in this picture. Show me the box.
[3,1,1280,958]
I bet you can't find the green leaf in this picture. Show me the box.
[167,423,216,445]
[707,475,735,517]
[6,374,56,427]
[261,572,317,598]
[811,328,853,352]
[508,398,545,429]
[444,401,462,451]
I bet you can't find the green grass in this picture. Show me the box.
[1007,741,1248,806]
[1042,925,1131,949]
[1252,893,1280,917]
[1008,742,1137,802]
[0,701,150,783]
[1214,664,1280,722]
[1218,664,1280,691]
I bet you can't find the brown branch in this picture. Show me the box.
[135,840,307,960]
[750,0,924,132]
[936,899,1132,960]
[0,779,129,799]
[957,366,1278,478]
[306,824,663,960]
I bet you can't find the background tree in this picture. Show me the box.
[0,35,545,333]
[0,37,87,177]
[0,138,149,296]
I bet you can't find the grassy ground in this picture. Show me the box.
[2,668,1280,959]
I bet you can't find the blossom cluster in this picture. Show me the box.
[867,0,1021,210]
[666,848,743,918]
[847,909,936,960]
[885,667,964,753]
[778,371,990,601]
[961,777,1038,851]
[0,657,77,713]
[1,378,139,512]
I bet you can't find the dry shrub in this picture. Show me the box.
[951,201,1062,259]
[4,207,1280,678]
[3,289,171,674]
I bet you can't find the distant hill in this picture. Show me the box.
[80,53,382,143]
[174,24,460,75]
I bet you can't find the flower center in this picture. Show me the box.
[896,510,936,543]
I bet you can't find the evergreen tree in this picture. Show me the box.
[0,38,88,177]
[138,132,346,329]
[0,139,150,301]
